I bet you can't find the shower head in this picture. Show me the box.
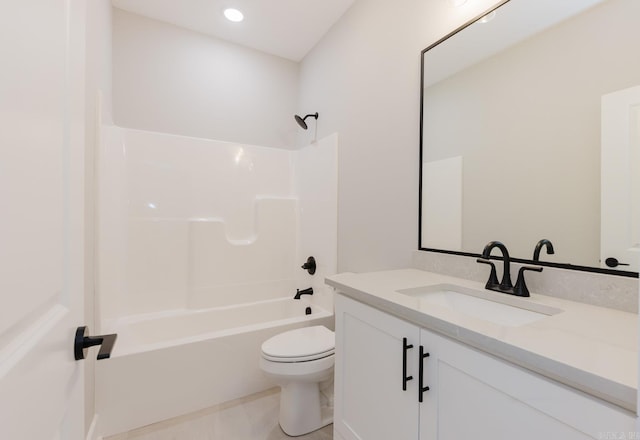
[294,112,319,130]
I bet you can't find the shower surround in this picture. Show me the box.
[95,126,337,436]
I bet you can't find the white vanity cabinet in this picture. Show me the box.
[334,294,635,440]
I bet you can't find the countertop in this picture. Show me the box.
[326,269,638,412]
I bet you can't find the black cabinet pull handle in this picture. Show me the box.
[74,326,118,360]
[419,346,430,402]
[402,337,414,391]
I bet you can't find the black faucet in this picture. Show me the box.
[477,240,542,297]
[533,239,554,261]
[294,287,313,299]
[478,241,513,292]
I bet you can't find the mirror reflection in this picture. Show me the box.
[420,0,640,273]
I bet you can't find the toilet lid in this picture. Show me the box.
[261,326,335,362]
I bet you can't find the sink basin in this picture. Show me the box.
[396,284,562,327]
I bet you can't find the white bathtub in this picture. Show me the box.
[95,297,333,437]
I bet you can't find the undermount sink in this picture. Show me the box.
[396,284,563,327]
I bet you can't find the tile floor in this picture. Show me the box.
[105,388,333,440]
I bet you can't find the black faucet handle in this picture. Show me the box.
[301,256,316,275]
[519,265,543,275]
[476,258,499,290]
[514,266,543,297]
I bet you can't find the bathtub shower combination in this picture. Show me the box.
[95,126,338,437]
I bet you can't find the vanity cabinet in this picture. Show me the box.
[334,294,635,440]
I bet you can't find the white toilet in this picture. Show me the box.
[260,325,335,436]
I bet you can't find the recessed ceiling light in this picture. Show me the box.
[224,8,244,22]
[447,0,467,7]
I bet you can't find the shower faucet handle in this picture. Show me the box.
[301,256,316,275]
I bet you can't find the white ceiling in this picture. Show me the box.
[111,0,357,62]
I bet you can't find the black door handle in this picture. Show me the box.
[605,257,630,268]
[402,338,414,391]
[74,326,117,360]
[419,346,430,402]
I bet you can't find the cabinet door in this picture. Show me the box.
[335,294,420,440]
[419,328,635,440]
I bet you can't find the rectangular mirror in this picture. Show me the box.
[420,0,640,276]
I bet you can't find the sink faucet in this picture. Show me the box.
[294,287,313,299]
[479,241,513,291]
[477,240,542,297]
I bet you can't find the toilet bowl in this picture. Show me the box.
[260,325,335,436]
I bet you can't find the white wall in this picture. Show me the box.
[297,0,497,272]
[112,8,299,149]
[111,0,499,273]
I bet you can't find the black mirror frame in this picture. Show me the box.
[417,0,638,279]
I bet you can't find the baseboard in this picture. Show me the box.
[86,414,101,440]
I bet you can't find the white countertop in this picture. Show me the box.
[326,269,638,412]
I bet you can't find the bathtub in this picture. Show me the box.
[95,297,333,437]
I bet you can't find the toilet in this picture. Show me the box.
[260,325,335,436]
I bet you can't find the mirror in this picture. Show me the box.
[420,0,640,275]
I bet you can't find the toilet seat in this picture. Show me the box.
[262,349,334,363]
[261,326,335,363]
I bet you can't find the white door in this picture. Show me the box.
[0,0,87,438]
[601,85,640,272]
